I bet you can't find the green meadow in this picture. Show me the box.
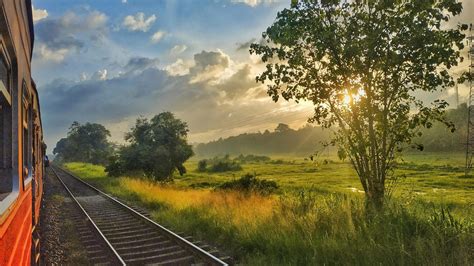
[64,152,474,265]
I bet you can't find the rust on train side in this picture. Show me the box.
[0,0,44,265]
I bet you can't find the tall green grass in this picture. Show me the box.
[154,192,473,265]
[64,161,474,265]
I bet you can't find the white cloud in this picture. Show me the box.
[86,11,108,29]
[122,0,127,3]
[36,44,69,63]
[189,50,231,84]
[80,72,88,81]
[33,10,109,63]
[230,0,278,7]
[92,69,108,80]
[165,59,193,76]
[32,5,48,23]
[122,12,156,32]
[151,31,166,43]
[170,44,187,55]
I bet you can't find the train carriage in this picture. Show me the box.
[0,0,44,265]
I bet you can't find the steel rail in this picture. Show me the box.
[50,166,126,265]
[53,165,228,266]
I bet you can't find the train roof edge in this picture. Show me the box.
[25,0,34,57]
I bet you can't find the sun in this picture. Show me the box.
[342,88,366,106]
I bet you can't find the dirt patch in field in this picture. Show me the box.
[39,168,89,265]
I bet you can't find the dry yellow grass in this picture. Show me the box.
[121,177,275,228]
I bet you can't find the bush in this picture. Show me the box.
[235,154,271,163]
[218,173,278,195]
[104,155,124,177]
[198,155,242,173]
[269,159,285,164]
[209,160,242,172]
[197,159,208,172]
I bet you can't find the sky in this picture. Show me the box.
[31,0,473,150]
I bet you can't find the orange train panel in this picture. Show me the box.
[0,0,41,265]
[0,189,32,265]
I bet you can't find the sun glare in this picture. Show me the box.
[342,88,366,106]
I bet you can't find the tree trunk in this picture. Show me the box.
[365,180,384,212]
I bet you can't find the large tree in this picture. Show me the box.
[251,0,467,208]
[53,122,112,164]
[106,112,193,182]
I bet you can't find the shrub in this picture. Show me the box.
[235,154,271,163]
[197,159,208,172]
[218,173,278,195]
[105,155,124,177]
[209,159,242,172]
[199,155,242,173]
[269,159,285,164]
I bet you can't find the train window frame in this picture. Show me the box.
[22,81,32,188]
[0,36,18,216]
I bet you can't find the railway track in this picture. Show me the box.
[50,165,229,265]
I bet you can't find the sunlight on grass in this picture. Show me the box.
[63,157,474,265]
[121,178,275,228]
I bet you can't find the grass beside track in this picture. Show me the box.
[64,152,474,265]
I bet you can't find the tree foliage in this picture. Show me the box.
[53,121,112,164]
[251,0,467,208]
[106,112,194,182]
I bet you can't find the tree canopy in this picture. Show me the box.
[251,0,467,208]
[106,112,194,182]
[53,121,112,164]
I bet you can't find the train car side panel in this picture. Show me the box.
[0,0,39,265]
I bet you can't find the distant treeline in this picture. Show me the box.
[416,103,467,152]
[195,105,469,157]
[195,123,332,157]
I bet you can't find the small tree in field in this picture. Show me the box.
[251,0,467,208]
[106,112,193,182]
[53,122,112,164]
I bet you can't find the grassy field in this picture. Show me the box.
[63,152,473,265]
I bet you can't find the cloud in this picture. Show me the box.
[151,31,166,43]
[124,57,160,73]
[165,58,193,76]
[170,44,187,55]
[36,44,69,63]
[91,69,108,80]
[40,50,283,148]
[230,0,278,7]
[217,64,261,99]
[236,38,256,51]
[32,5,48,23]
[34,10,108,63]
[189,50,230,83]
[123,12,156,32]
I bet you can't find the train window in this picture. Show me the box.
[22,82,32,187]
[0,49,12,202]
[0,56,9,94]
